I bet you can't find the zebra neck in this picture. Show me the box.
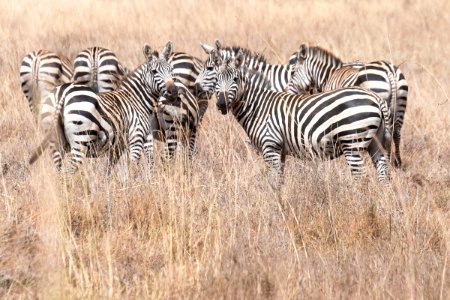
[117,64,157,109]
[232,81,271,124]
[313,61,343,91]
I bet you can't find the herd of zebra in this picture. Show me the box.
[20,40,408,184]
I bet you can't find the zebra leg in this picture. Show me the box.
[188,126,197,161]
[65,142,88,174]
[49,141,63,171]
[106,148,123,177]
[368,140,391,184]
[262,143,285,187]
[393,70,408,169]
[342,148,366,180]
[164,125,178,161]
[143,134,155,170]
[128,129,144,162]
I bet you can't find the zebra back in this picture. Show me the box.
[73,46,127,93]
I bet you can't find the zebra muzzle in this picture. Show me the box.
[216,92,228,114]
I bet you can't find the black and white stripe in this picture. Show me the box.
[73,46,128,93]
[288,44,408,168]
[195,40,297,96]
[19,50,73,119]
[168,51,209,121]
[157,80,200,160]
[214,52,392,183]
[29,42,175,174]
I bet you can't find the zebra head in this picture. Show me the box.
[143,41,176,98]
[215,50,245,115]
[195,39,222,97]
[287,43,314,94]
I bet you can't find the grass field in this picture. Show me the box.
[1,0,449,298]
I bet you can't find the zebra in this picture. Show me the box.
[19,50,73,120]
[167,50,209,122]
[157,80,200,160]
[72,46,129,93]
[29,42,176,174]
[214,51,392,184]
[195,39,297,96]
[287,44,408,168]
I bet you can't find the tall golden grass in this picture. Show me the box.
[0,0,449,298]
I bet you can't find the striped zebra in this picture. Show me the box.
[19,50,73,120]
[73,46,129,93]
[287,44,408,168]
[214,51,392,183]
[157,80,199,160]
[29,42,176,174]
[168,51,209,122]
[195,39,297,96]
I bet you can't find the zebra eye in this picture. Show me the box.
[151,69,158,75]
[206,66,214,71]
[233,77,239,82]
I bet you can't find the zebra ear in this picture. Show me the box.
[162,41,173,60]
[234,49,244,68]
[214,39,221,50]
[298,43,308,60]
[200,43,214,54]
[211,50,222,66]
[143,44,153,62]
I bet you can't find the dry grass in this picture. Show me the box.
[1,0,449,298]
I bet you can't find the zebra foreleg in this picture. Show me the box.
[163,126,178,162]
[143,134,155,171]
[262,143,285,187]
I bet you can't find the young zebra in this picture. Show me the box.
[73,46,129,93]
[195,39,297,96]
[19,50,73,120]
[214,51,392,184]
[287,44,408,168]
[29,42,176,174]
[157,80,199,160]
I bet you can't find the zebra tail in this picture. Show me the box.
[29,132,52,164]
[386,69,397,130]
[386,69,397,155]
[30,85,66,165]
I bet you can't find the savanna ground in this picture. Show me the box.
[1,0,449,298]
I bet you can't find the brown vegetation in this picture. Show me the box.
[0,0,449,298]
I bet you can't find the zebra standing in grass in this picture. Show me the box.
[73,46,129,93]
[214,51,392,183]
[195,39,297,96]
[157,80,200,160]
[287,44,408,168]
[19,50,73,120]
[167,50,209,122]
[29,42,176,174]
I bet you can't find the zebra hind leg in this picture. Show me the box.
[342,149,366,180]
[368,144,391,185]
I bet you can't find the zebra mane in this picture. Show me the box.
[220,46,268,68]
[245,68,272,90]
[308,46,343,67]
